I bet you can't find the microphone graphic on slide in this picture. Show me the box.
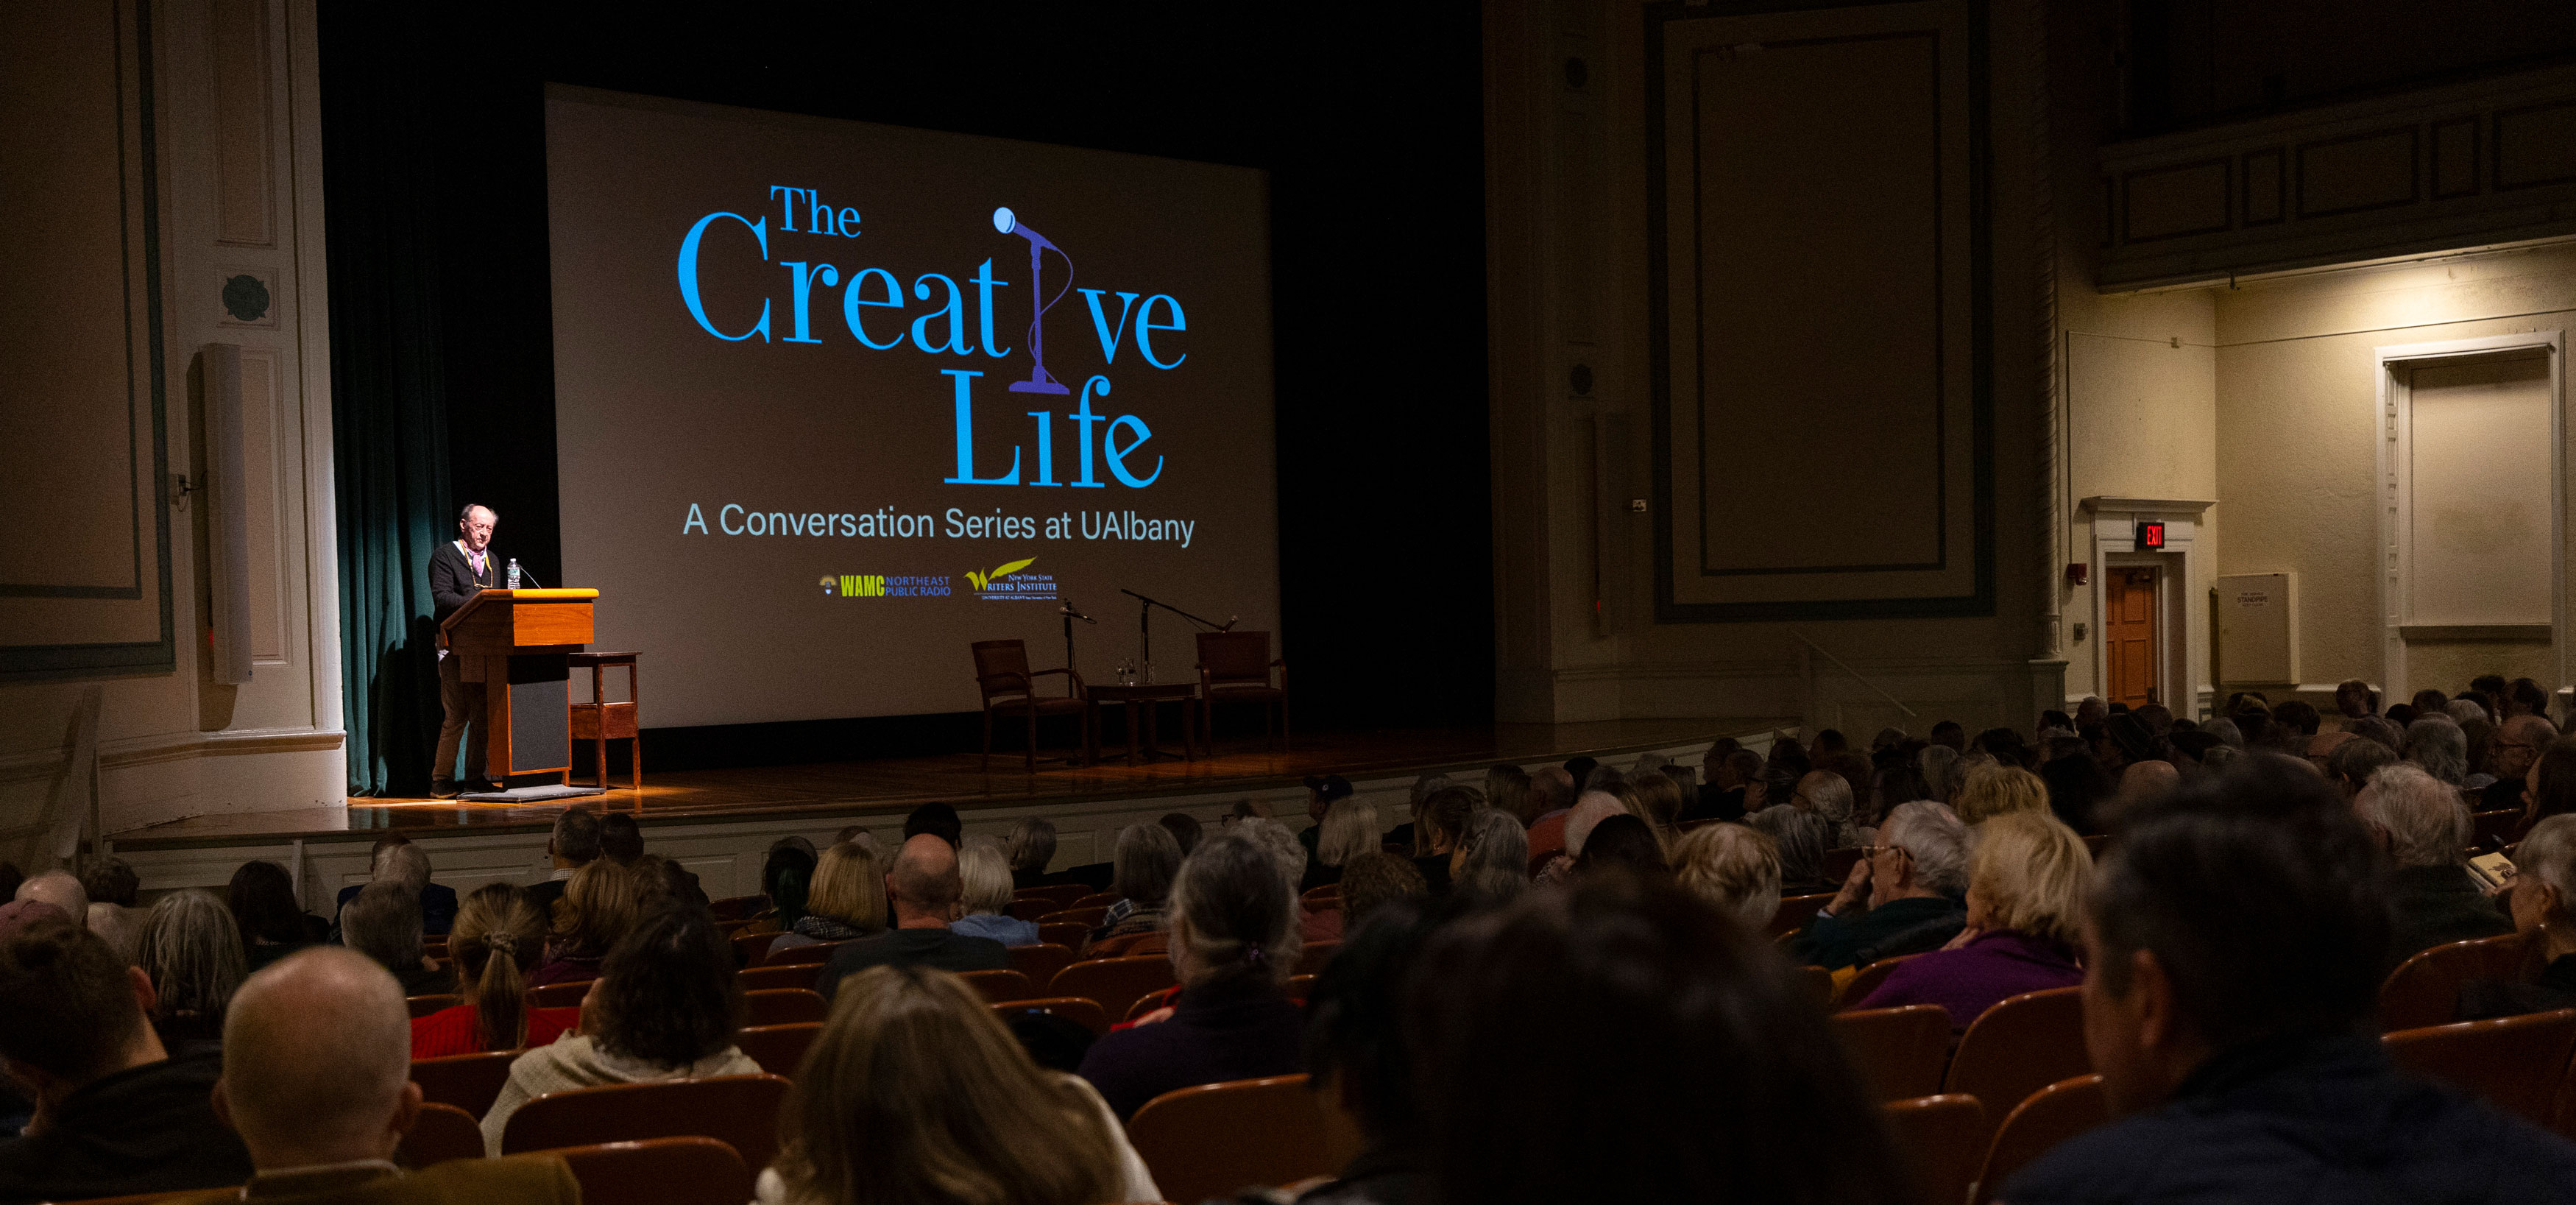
[994,207,1072,395]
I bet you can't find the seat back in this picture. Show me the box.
[528,980,593,1008]
[1039,906,1110,928]
[1836,954,1922,1009]
[972,639,1035,703]
[743,989,829,1026]
[1879,1094,1986,1205]
[1942,988,2090,1134]
[761,939,852,967]
[1088,930,1161,958]
[397,1102,486,1167]
[1833,1006,1955,1103]
[994,996,1111,1035]
[500,1074,793,1173]
[551,1137,752,1205]
[729,930,776,967]
[1038,922,1089,950]
[737,964,824,994]
[1284,974,1319,1003]
[1128,1073,1331,1204]
[710,894,763,921]
[2385,1008,2576,1126]
[412,1050,518,1117]
[1016,884,1087,909]
[1303,884,1340,906]
[408,993,459,1019]
[1048,954,1180,1020]
[735,1022,824,1078]
[1007,942,1076,988]
[2473,808,2520,847]
[1005,897,1058,921]
[1769,893,1834,938]
[1073,891,1122,909]
[2379,930,2534,1031]
[1295,940,1342,976]
[1973,1074,2107,1205]
[1195,631,1275,688]
[959,969,1041,1003]
[1793,966,1836,1010]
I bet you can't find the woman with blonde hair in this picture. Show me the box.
[771,842,891,958]
[952,836,1039,947]
[413,884,578,1058]
[1672,823,1783,932]
[1627,770,1686,849]
[1853,810,2092,1029]
[1951,761,2050,825]
[760,964,1157,1205]
[1304,796,1381,893]
[530,858,642,986]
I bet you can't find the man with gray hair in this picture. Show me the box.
[2401,715,2470,786]
[333,836,456,939]
[1790,800,1969,972]
[211,947,575,1202]
[2354,763,2513,964]
[2483,714,2559,813]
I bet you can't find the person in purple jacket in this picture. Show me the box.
[1854,810,2091,1031]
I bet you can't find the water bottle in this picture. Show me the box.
[506,558,522,589]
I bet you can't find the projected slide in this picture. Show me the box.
[545,87,1277,728]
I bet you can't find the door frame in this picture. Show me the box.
[2101,561,2168,707]
[2373,331,2569,704]
[2078,498,2212,716]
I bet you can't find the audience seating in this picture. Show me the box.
[958,969,1042,1003]
[2379,930,2533,1031]
[1837,954,1921,1009]
[1038,921,1090,950]
[738,963,826,994]
[1295,941,1340,976]
[1049,955,1178,1020]
[734,1022,824,1077]
[1832,1005,1954,1103]
[1016,884,1087,911]
[499,1073,792,1175]
[1793,965,1835,1009]
[1769,893,1834,938]
[528,980,593,1008]
[1972,1074,2107,1205]
[407,993,459,1019]
[1005,897,1059,921]
[1303,884,1340,905]
[2385,1008,2576,1127]
[1878,1094,1986,1205]
[551,1137,752,1205]
[743,989,828,1026]
[1822,847,1864,882]
[729,930,777,967]
[2081,834,2109,860]
[411,1049,518,1117]
[710,894,762,921]
[1126,990,1180,1024]
[1284,973,1318,1003]
[1039,906,1111,929]
[994,996,1111,1035]
[1942,987,2089,1144]
[1073,891,1122,909]
[1127,1074,1331,1204]
[760,939,852,967]
[2472,808,2519,847]
[1006,942,1077,988]
[397,1102,486,1167]
[1088,930,1159,958]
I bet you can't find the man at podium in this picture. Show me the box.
[430,503,500,798]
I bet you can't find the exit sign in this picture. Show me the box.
[2137,520,2168,549]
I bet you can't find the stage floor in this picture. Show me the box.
[111,717,1780,848]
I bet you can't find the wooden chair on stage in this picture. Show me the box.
[1194,631,1287,755]
[973,640,1091,770]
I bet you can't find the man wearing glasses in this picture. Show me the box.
[1788,801,1970,973]
[2483,715,2558,813]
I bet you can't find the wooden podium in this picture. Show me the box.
[439,588,597,785]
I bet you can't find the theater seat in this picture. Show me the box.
[1973,1073,2106,1205]
[735,1022,824,1076]
[551,1137,751,1205]
[1038,922,1089,950]
[1007,942,1076,988]
[528,980,593,1008]
[1016,884,1087,911]
[2379,930,2533,1031]
[1879,1094,1984,1205]
[729,930,776,967]
[1832,1005,1953,1103]
[738,963,825,994]
[412,1049,518,1117]
[743,989,828,1026]
[397,1102,486,1167]
[1073,891,1122,909]
[408,993,459,1019]
[1836,954,1922,1009]
[2385,1007,2576,1126]
[1769,893,1834,938]
[1792,966,1835,1010]
[1127,1075,1332,1204]
[993,996,1111,1035]
[500,1073,792,1176]
[1295,941,1340,976]
[1284,974,1318,1003]
[958,969,1041,1003]
[1039,906,1111,928]
[1942,987,2089,1145]
[761,939,852,967]
[1048,954,1178,1020]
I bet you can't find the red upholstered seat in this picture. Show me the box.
[1833,1005,1953,1103]
[1128,1075,1332,1204]
[499,1074,792,1177]
[1974,1074,2108,1205]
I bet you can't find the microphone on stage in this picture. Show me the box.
[1059,604,1097,624]
[1221,615,1239,632]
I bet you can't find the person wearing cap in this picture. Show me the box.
[1298,775,1354,888]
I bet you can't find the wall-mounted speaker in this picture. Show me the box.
[202,344,254,685]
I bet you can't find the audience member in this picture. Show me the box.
[1953,762,2049,824]
[1672,822,1782,931]
[1691,749,1765,821]
[1791,801,1969,972]
[2455,708,2499,788]
[2519,735,2576,842]
[483,905,760,1151]
[2115,759,2179,815]
[1526,766,1576,820]
[1484,763,1535,826]
[1413,787,1478,894]
[227,861,320,972]
[1794,770,1867,848]
[1975,727,2034,767]
[2385,704,2420,729]
[1094,822,1183,941]
[1929,720,1967,751]
[1449,808,1530,907]
[904,802,964,847]
[2460,814,2576,1020]
[2001,756,2576,1204]
[1306,796,1380,893]
[953,837,1038,946]
[77,857,145,964]
[634,852,710,912]
[2346,713,2404,752]
[1855,810,2090,1030]
[531,859,641,986]
[1296,900,1434,1204]
[772,841,890,956]
[1233,817,1340,944]
[1817,752,1878,827]
[2039,750,2115,835]
[2354,763,2512,964]
[1407,874,1909,1204]
[816,835,1011,998]
[2325,735,2399,800]
[751,837,819,935]
[212,947,576,1202]
[1751,805,1836,896]
[132,889,244,1049]
[1627,769,1687,847]
[2334,678,2377,718]
[2204,718,2246,749]
[1008,816,1059,889]
[598,812,645,865]
[2485,715,2557,811]
[412,885,575,1059]
[341,840,457,941]
[0,908,254,1203]
[2135,702,2176,736]
[342,880,446,996]
[761,964,1157,1205]
[1575,815,1668,879]
[525,807,603,922]
[2402,715,2469,785]
[2508,678,2552,722]
[1337,852,1429,932]
[1078,831,1306,1120]
[1158,811,1204,858]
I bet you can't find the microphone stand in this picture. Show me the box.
[1119,589,1229,685]
[1060,600,1096,690]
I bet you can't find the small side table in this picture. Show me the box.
[1086,682,1197,766]
[568,651,640,792]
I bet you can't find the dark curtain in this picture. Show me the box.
[320,8,453,796]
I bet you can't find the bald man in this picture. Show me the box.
[815,833,1009,998]
[197,948,576,1204]
[13,870,88,919]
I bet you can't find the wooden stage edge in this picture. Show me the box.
[110,717,1787,850]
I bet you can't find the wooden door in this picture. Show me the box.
[2105,568,2159,707]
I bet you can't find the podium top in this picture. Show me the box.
[475,588,599,601]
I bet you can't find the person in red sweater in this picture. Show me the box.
[411,885,578,1059]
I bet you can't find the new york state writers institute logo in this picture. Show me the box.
[815,559,1051,600]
